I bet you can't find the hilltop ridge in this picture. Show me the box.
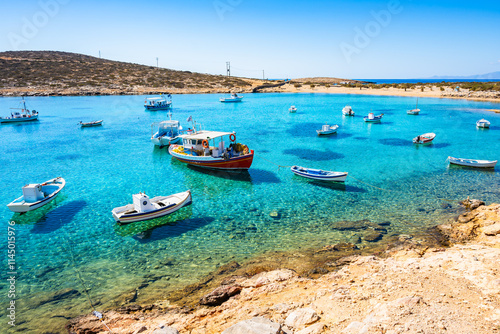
[0,51,266,96]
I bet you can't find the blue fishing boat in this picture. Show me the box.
[291,166,348,182]
[363,113,383,122]
[144,94,172,110]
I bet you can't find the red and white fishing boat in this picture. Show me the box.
[413,132,435,144]
[169,130,254,170]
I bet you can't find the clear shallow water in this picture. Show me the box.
[0,93,499,331]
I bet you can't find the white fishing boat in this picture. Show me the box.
[291,166,348,182]
[476,119,490,128]
[289,105,297,113]
[220,93,243,103]
[112,190,192,224]
[7,177,66,213]
[151,112,183,147]
[1,97,39,124]
[316,123,339,136]
[80,120,103,127]
[413,132,436,144]
[342,105,354,116]
[448,157,497,168]
[407,99,420,115]
[363,113,383,122]
[144,94,172,110]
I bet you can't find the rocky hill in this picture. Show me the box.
[0,51,268,96]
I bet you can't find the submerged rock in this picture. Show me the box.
[363,231,383,242]
[222,317,281,334]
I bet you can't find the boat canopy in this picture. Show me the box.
[147,97,164,101]
[181,130,234,140]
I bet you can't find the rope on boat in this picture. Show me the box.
[63,229,114,333]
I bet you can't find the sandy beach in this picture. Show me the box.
[67,201,500,334]
[261,82,500,104]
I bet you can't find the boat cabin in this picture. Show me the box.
[157,120,181,137]
[22,184,46,202]
[179,130,245,158]
[133,193,156,213]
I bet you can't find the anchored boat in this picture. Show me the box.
[413,132,436,144]
[151,112,183,147]
[112,190,192,224]
[1,97,38,124]
[289,105,297,113]
[407,99,420,115]
[7,177,66,213]
[476,119,490,128]
[342,105,354,116]
[144,94,172,110]
[220,93,243,103]
[291,166,348,182]
[316,123,339,136]
[169,130,254,170]
[363,113,383,122]
[448,157,497,168]
[80,120,103,127]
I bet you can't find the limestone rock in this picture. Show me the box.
[151,327,180,334]
[296,322,326,334]
[243,269,296,288]
[200,285,242,306]
[482,223,500,236]
[222,317,281,334]
[285,308,320,330]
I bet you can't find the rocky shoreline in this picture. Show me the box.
[66,201,500,334]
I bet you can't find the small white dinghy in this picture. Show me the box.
[289,106,297,113]
[448,157,497,168]
[476,119,490,128]
[291,166,348,182]
[413,132,436,144]
[316,123,339,135]
[112,190,192,224]
[342,105,354,116]
[7,177,66,213]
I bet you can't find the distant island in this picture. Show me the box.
[430,71,500,80]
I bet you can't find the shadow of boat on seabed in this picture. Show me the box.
[30,200,87,234]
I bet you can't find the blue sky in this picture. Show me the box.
[1,0,499,79]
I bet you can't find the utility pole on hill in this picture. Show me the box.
[156,57,159,68]
[226,62,230,77]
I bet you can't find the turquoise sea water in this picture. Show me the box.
[1,93,499,332]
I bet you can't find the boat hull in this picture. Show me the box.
[220,98,243,103]
[1,114,39,123]
[145,104,172,111]
[151,135,182,147]
[169,145,254,170]
[363,115,383,122]
[413,133,436,144]
[7,177,65,213]
[407,109,420,115]
[113,191,192,224]
[81,120,103,127]
[448,157,497,168]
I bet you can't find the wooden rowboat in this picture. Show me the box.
[448,157,497,168]
[291,166,348,182]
